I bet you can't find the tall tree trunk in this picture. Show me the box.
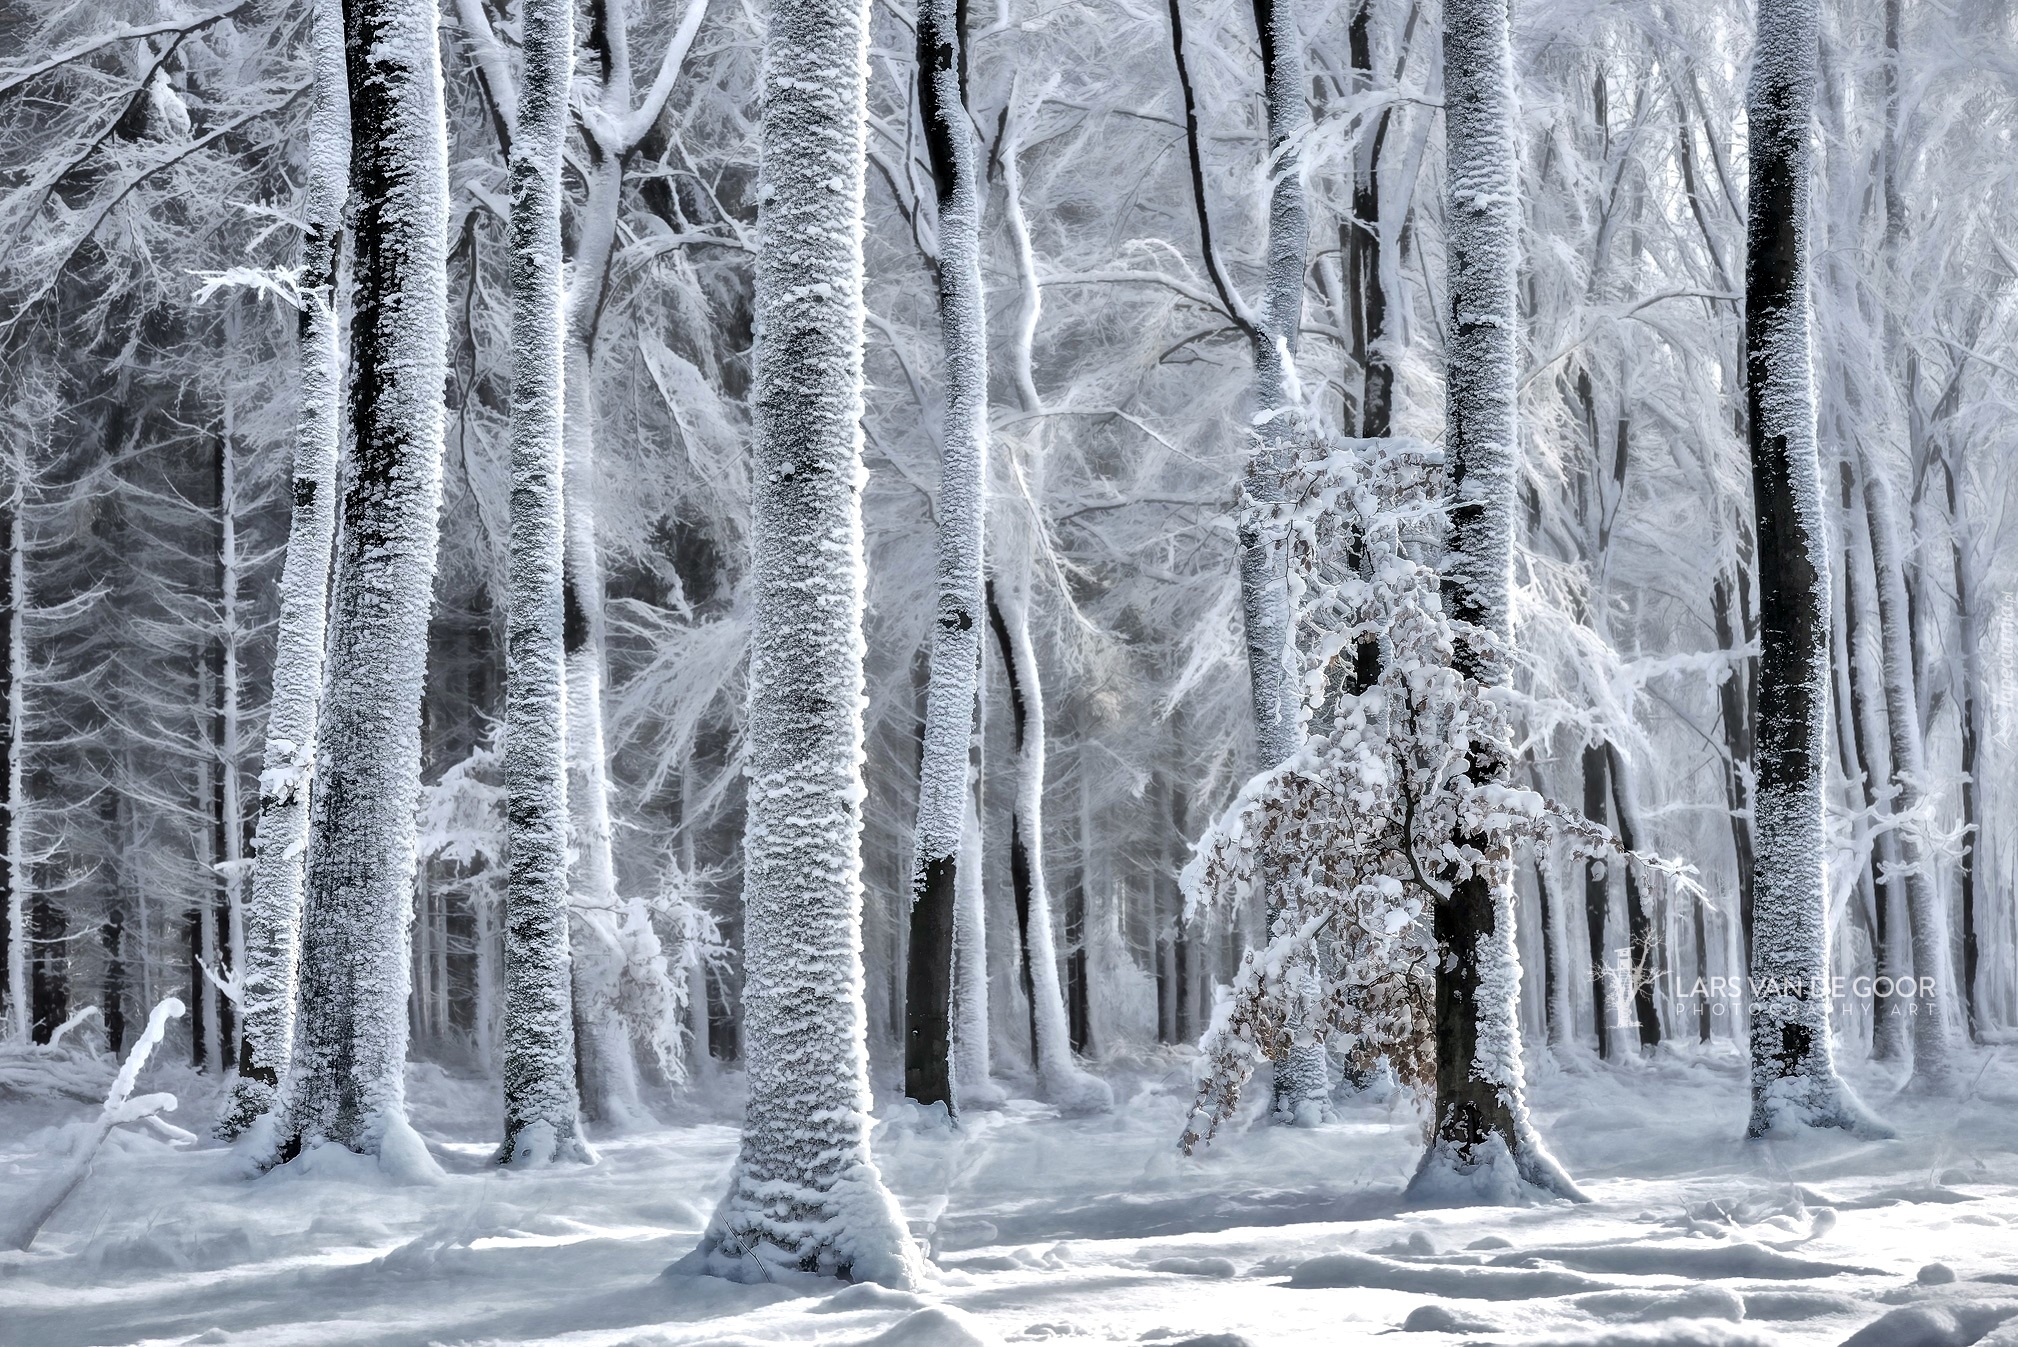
[536,0,707,1124]
[1839,461,1907,1060]
[682,0,918,1284]
[1861,464,1957,1091]
[560,147,643,1133]
[498,0,589,1167]
[987,581,1111,1112]
[904,0,987,1116]
[228,63,347,1106]
[1169,0,1326,1120]
[1258,0,1332,1123]
[0,481,16,1045]
[216,383,247,1076]
[1942,456,1983,1040]
[1741,0,1880,1138]
[1413,0,1579,1201]
[1709,567,1756,969]
[273,0,451,1170]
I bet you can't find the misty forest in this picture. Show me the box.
[3,0,2018,1343]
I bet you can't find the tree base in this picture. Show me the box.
[1747,1071,1894,1140]
[676,1160,925,1289]
[495,1119,598,1167]
[1406,1131,1586,1206]
[213,1075,277,1143]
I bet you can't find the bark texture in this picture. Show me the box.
[904,0,987,1116]
[275,0,452,1173]
[498,0,589,1166]
[216,0,347,1141]
[683,0,920,1283]
[1413,0,1580,1202]
[1741,0,1880,1138]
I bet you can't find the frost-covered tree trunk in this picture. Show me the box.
[498,0,588,1167]
[1412,0,1580,1202]
[1741,0,1879,1138]
[216,0,349,1139]
[987,580,1109,1113]
[1860,465,1956,1091]
[903,0,987,1116]
[1249,0,1330,1126]
[273,0,451,1174]
[454,0,705,1126]
[1,474,23,1045]
[682,0,919,1284]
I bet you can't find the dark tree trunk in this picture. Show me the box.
[1066,871,1089,1055]
[1344,0,1399,437]
[1533,853,1559,1046]
[277,0,452,1161]
[988,584,1039,1066]
[1582,743,1611,1058]
[905,854,960,1105]
[1742,0,1871,1136]
[1606,743,1661,1052]
[1941,458,1982,1040]
[30,895,65,1044]
[101,906,127,1056]
[1709,568,1756,964]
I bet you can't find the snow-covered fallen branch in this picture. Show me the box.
[3,996,186,1251]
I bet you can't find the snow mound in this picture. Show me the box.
[1574,1286,1747,1323]
[1400,1303,1498,1332]
[377,1114,446,1185]
[851,1305,1000,1345]
[807,1282,929,1314]
[1499,1327,1782,1347]
[1144,1255,1237,1278]
[1285,1250,1610,1298]
[1491,1240,1877,1280]
[1741,1291,1864,1321]
[1839,1301,2018,1347]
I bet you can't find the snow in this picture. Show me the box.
[13,1045,2018,1344]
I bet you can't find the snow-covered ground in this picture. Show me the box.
[5,1045,2018,1346]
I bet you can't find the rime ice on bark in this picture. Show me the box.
[904,0,988,1118]
[271,0,451,1175]
[681,0,920,1285]
[1417,0,1580,1200]
[1741,0,1884,1139]
[497,0,589,1167]
[216,0,347,1142]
